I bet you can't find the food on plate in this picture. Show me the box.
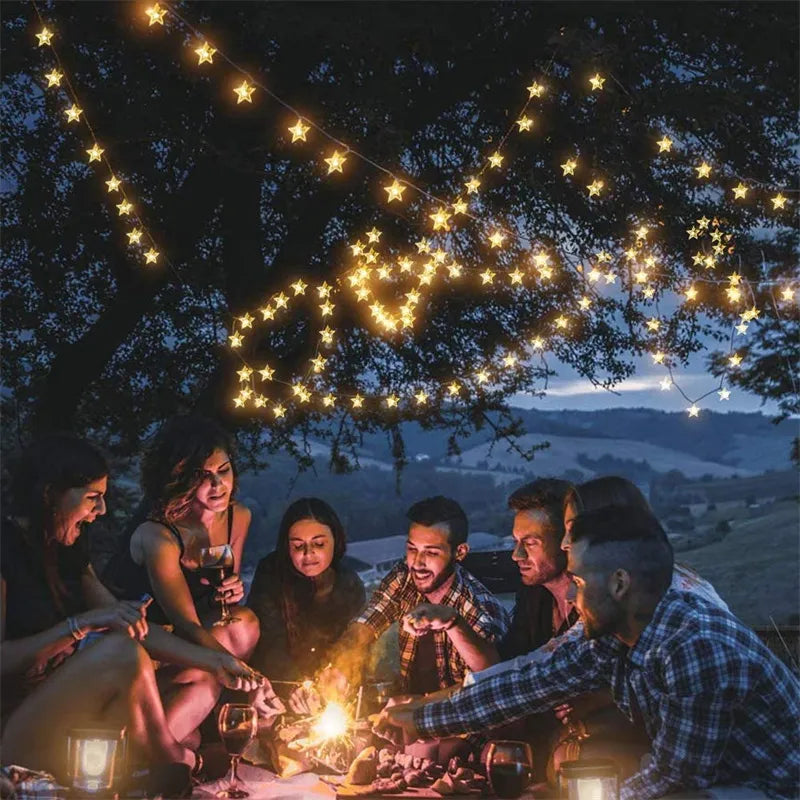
[345,747,485,794]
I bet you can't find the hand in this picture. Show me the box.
[210,652,266,692]
[214,573,245,605]
[553,702,574,724]
[288,682,323,715]
[373,704,419,746]
[79,597,151,641]
[251,682,286,725]
[403,603,458,636]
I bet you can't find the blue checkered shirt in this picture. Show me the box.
[414,590,800,799]
[357,561,510,691]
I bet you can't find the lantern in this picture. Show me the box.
[66,727,127,796]
[559,759,619,800]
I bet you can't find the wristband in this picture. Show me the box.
[67,616,86,641]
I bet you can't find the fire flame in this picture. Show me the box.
[312,701,349,741]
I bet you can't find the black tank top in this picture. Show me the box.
[101,507,234,625]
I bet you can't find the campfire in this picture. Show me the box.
[279,696,367,775]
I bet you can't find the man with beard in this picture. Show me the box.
[317,496,509,698]
[377,505,800,800]
[501,480,577,659]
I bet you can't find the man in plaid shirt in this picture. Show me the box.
[379,506,800,799]
[325,496,509,694]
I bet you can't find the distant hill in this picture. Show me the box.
[354,407,795,473]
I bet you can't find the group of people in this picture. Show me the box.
[1,415,798,800]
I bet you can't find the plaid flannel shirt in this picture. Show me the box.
[357,560,510,691]
[415,590,800,800]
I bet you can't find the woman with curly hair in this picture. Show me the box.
[104,416,280,744]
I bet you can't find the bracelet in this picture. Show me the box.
[67,616,86,641]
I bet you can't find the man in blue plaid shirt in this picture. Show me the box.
[379,506,800,799]
[323,496,509,695]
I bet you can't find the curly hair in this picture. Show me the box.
[140,415,238,523]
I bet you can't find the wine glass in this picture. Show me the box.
[199,544,238,626]
[216,703,257,798]
[486,740,533,799]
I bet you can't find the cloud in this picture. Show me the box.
[522,373,711,398]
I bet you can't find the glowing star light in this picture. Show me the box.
[695,162,712,179]
[291,279,307,296]
[718,388,731,401]
[258,366,274,381]
[238,313,254,329]
[465,177,480,194]
[488,231,506,249]
[527,81,545,98]
[384,179,405,202]
[234,81,255,104]
[732,183,749,199]
[311,355,327,373]
[144,248,159,264]
[560,159,577,176]
[385,394,399,408]
[350,394,364,409]
[272,403,286,419]
[516,116,533,132]
[589,73,605,91]
[320,326,335,344]
[116,200,133,216]
[105,176,121,192]
[452,197,468,215]
[480,269,495,285]
[414,390,428,405]
[145,4,167,26]
[36,27,54,46]
[488,152,504,169]
[288,119,310,142]
[771,193,787,209]
[228,332,243,348]
[237,366,253,382]
[430,208,451,231]
[86,144,104,163]
[657,136,673,153]
[65,104,83,123]
[322,394,336,408]
[688,404,700,418]
[127,228,143,245]
[325,150,347,174]
[587,180,604,197]
[195,42,216,64]
[45,69,63,87]
[659,377,672,391]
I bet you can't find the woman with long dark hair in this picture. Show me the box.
[103,416,281,743]
[0,434,201,789]
[247,498,365,690]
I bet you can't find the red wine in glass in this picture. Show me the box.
[486,741,533,799]
[199,544,238,626]
[216,704,257,799]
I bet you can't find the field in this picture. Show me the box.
[679,499,799,627]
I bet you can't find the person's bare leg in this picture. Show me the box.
[1,634,191,784]
[161,606,260,743]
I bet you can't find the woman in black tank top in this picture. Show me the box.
[102,415,270,744]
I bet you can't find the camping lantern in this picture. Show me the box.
[559,759,619,800]
[66,727,127,795]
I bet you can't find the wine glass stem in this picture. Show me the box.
[229,754,242,788]
[220,597,231,622]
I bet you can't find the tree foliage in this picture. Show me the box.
[2,1,797,467]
